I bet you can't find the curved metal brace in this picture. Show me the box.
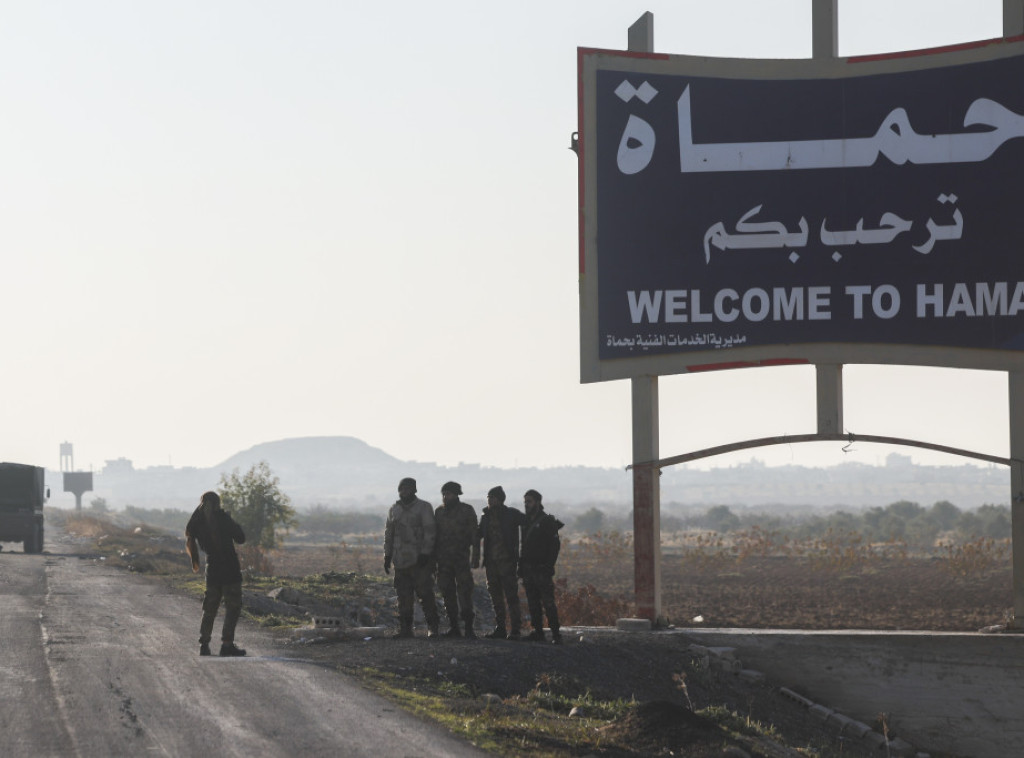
[627,432,1018,470]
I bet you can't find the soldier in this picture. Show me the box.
[434,481,480,638]
[383,477,441,638]
[185,491,248,657]
[519,489,565,644]
[477,485,525,640]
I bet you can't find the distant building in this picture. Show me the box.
[886,453,913,468]
[102,458,135,475]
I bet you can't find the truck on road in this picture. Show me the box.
[0,463,49,553]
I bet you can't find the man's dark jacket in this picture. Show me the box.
[519,507,563,576]
[186,507,246,584]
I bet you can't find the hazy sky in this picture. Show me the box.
[0,1,1012,474]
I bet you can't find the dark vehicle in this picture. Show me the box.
[0,463,49,553]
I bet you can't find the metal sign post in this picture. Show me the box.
[626,12,664,625]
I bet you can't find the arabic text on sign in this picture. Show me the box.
[675,87,1024,173]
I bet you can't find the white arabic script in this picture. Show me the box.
[677,86,1024,173]
[606,333,748,350]
[703,194,963,263]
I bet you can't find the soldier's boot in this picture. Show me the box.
[507,606,522,640]
[462,614,476,640]
[394,616,414,639]
[525,601,545,641]
[425,607,441,638]
[548,609,562,644]
[443,614,461,638]
[199,643,211,656]
[219,642,246,657]
[486,623,506,639]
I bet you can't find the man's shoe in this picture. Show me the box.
[463,627,477,640]
[427,623,440,638]
[485,626,506,639]
[525,630,546,642]
[506,630,521,641]
[199,643,211,656]
[443,626,462,638]
[219,642,246,657]
[551,632,563,645]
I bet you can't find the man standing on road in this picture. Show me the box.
[384,477,441,638]
[477,485,525,640]
[519,489,564,644]
[185,491,248,657]
[434,481,480,639]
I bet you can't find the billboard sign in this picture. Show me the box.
[578,39,1024,381]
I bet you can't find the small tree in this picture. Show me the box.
[218,461,296,550]
[703,505,740,533]
[929,500,961,532]
[886,500,924,520]
[574,506,606,533]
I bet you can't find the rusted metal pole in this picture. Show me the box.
[631,376,661,622]
[816,364,843,435]
[631,459,660,620]
[1009,371,1024,629]
[812,0,838,59]
[1005,0,1024,37]
[628,10,653,52]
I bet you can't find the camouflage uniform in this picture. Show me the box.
[519,500,564,643]
[434,494,480,636]
[384,486,440,637]
[477,487,525,639]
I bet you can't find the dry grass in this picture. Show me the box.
[55,511,190,575]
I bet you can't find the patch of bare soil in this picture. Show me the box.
[545,550,1012,633]
[600,701,722,755]
[657,557,1012,632]
[273,628,890,757]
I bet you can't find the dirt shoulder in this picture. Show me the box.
[269,624,889,757]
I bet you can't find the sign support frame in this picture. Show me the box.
[615,3,1024,630]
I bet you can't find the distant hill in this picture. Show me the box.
[216,436,401,478]
[49,436,1012,513]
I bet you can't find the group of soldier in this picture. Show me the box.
[383,477,565,644]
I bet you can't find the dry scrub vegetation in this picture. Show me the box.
[55,506,1012,631]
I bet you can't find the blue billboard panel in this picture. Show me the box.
[580,43,1024,372]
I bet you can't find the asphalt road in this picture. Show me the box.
[0,530,485,758]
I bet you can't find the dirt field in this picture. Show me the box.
[270,539,1014,632]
